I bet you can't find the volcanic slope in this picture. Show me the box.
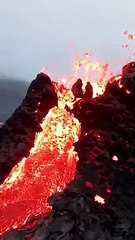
[1,62,135,239]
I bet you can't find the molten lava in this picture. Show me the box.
[60,53,111,97]
[0,55,117,234]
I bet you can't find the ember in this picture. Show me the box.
[123,30,134,40]
[112,155,118,161]
[94,195,105,205]
[85,181,93,188]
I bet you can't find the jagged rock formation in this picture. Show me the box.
[0,73,58,184]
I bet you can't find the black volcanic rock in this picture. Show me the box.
[0,73,58,184]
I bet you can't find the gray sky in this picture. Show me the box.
[0,0,135,81]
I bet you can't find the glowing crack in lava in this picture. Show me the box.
[0,84,80,234]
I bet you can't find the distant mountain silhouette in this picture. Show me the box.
[0,77,28,122]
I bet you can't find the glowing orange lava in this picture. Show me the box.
[58,53,112,98]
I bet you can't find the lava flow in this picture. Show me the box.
[0,84,80,234]
[0,55,113,234]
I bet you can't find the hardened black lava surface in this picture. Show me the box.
[1,62,135,240]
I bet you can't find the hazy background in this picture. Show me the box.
[0,0,135,80]
[0,0,135,121]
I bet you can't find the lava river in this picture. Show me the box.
[0,84,80,234]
